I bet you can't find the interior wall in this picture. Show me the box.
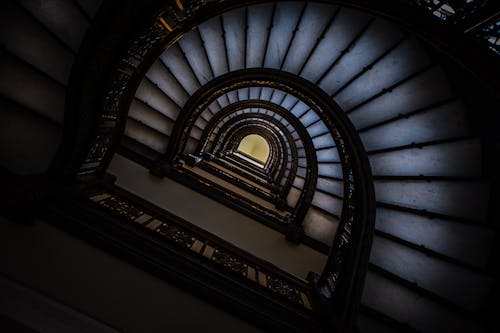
[108,153,327,279]
[0,216,265,333]
[0,97,62,175]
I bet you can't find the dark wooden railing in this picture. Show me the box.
[84,184,314,311]
[407,0,500,55]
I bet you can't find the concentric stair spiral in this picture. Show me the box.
[0,1,497,332]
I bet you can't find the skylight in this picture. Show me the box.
[236,134,271,166]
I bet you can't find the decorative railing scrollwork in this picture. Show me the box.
[471,13,500,54]
[178,164,291,224]
[309,107,374,331]
[76,1,191,177]
[409,0,500,56]
[87,188,313,310]
[411,0,489,23]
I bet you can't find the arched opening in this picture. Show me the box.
[235,134,271,167]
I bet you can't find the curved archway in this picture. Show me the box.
[222,124,281,171]
[207,112,301,195]
[235,134,270,165]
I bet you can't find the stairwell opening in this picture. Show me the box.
[235,134,271,167]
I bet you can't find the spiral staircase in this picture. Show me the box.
[1,1,499,332]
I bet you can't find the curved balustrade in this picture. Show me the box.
[411,0,489,22]
[86,187,315,310]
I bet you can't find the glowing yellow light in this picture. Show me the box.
[175,0,185,11]
[159,17,173,32]
[237,134,270,165]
